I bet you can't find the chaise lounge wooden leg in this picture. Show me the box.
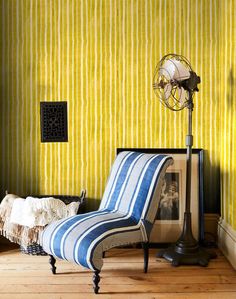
[49,254,56,274]
[142,242,149,273]
[93,270,101,294]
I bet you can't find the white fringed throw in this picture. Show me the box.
[10,196,79,228]
[0,193,80,247]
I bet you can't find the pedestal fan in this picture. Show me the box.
[153,54,215,266]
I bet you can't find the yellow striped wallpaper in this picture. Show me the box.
[219,0,236,230]
[0,0,234,228]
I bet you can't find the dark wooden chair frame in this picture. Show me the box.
[49,241,149,294]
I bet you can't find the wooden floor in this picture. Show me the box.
[0,246,236,299]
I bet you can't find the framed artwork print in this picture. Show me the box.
[117,148,204,244]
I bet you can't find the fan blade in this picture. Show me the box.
[159,61,175,81]
[176,87,187,103]
[173,61,190,81]
[160,58,190,81]
[163,83,172,100]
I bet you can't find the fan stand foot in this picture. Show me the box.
[157,245,216,267]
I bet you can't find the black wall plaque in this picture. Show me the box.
[40,101,68,142]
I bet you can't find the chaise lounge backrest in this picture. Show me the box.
[99,151,173,225]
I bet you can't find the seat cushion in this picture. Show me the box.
[40,210,143,271]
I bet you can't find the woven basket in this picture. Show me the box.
[20,243,48,256]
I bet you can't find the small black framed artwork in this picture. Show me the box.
[117,148,204,244]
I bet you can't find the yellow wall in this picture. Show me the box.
[219,0,236,229]
[0,0,234,228]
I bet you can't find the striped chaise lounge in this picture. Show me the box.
[40,151,173,293]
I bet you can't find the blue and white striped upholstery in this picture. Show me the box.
[40,151,173,271]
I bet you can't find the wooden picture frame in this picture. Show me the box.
[117,148,204,244]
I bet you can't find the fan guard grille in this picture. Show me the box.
[153,54,194,111]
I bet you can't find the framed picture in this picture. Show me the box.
[117,148,204,244]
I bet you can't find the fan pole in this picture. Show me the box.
[186,94,193,215]
[157,93,216,266]
[174,93,199,255]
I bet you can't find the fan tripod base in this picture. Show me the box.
[157,245,216,267]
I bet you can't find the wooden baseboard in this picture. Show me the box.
[218,218,236,270]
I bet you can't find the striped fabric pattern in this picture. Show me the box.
[40,152,173,271]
